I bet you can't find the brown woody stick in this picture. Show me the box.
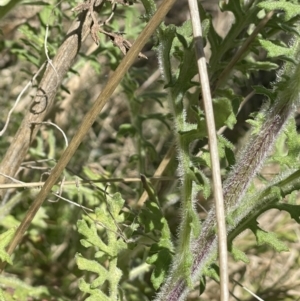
[0,0,176,272]
[0,1,104,196]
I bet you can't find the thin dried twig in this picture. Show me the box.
[231,278,265,301]
[137,144,175,208]
[0,0,105,196]
[0,63,46,137]
[44,12,59,95]
[99,28,148,59]
[0,176,175,189]
[0,0,176,272]
[135,68,161,95]
[31,121,69,148]
[51,192,93,212]
[188,0,229,300]
[0,173,26,185]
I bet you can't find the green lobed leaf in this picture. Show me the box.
[201,134,234,168]
[274,203,300,223]
[250,224,289,252]
[39,4,53,26]
[252,85,276,101]
[203,263,220,282]
[140,177,174,289]
[0,289,4,301]
[220,0,245,20]
[0,275,49,301]
[189,166,211,199]
[286,190,297,205]
[237,60,279,72]
[78,278,110,301]
[147,247,173,290]
[259,39,293,58]
[199,276,206,296]
[139,0,156,19]
[0,228,16,265]
[76,193,128,300]
[247,111,266,135]
[230,245,249,263]
[258,1,300,21]
[217,135,235,159]
[173,46,198,93]
[117,123,137,138]
[76,254,108,279]
[139,91,168,107]
[0,215,19,229]
[77,219,111,254]
[139,199,167,233]
[272,120,300,167]
[213,97,237,130]
[139,113,171,130]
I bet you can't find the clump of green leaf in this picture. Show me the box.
[153,0,300,300]
[76,193,131,300]
[155,11,235,289]
[76,176,175,299]
[0,274,50,301]
[3,0,300,300]
[139,176,174,290]
[0,227,16,265]
[10,3,62,68]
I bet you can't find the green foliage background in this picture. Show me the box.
[0,0,300,300]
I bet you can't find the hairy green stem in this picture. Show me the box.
[155,26,300,301]
[156,23,201,285]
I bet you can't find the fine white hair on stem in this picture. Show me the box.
[0,172,26,185]
[231,278,265,301]
[0,5,60,137]
[44,22,59,93]
[0,62,46,137]
[42,3,63,94]
[31,121,69,149]
[50,192,93,212]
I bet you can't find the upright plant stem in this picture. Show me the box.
[155,22,300,301]
[188,0,229,300]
